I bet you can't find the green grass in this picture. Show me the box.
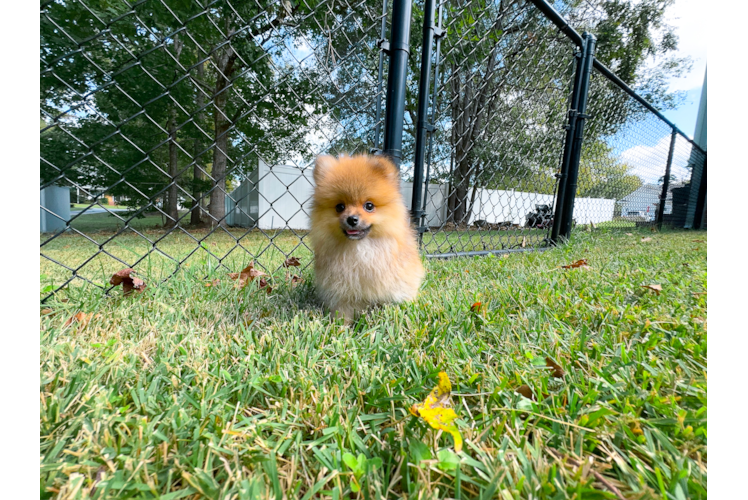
[71,203,130,211]
[40,229,707,499]
[66,211,189,234]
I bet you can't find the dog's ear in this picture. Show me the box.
[313,155,337,184]
[367,155,400,187]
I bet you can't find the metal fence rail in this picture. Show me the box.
[40,0,706,300]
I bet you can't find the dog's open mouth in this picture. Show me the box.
[342,226,371,240]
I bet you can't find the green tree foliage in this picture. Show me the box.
[40,0,690,228]
[41,0,332,226]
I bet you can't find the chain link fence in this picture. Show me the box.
[412,0,706,257]
[40,0,391,300]
[40,0,706,300]
[414,0,576,257]
[570,65,707,231]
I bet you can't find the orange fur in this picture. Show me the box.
[310,154,425,321]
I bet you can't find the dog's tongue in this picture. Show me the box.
[346,230,360,235]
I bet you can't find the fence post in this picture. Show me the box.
[551,47,585,244]
[692,155,707,229]
[372,0,390,153]
[411,0,436,225]
[655,128,677,230]
[383,0,412,168]
[553,31,596,242]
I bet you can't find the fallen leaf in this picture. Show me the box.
[63,312,99,328]
[692,239,704,243]
[561,259,589,269]
[40,308,54,316]
[590,221,597,230]
[641,284,662,295]
[290,275,304,287]
[110,268,147,295]
[545,357,565,378]
[516,384,550,401]
[258,277,272,294]
[516,385,535,400]
[521,236,527,248]
[641,237,652,242]
[409,372,463,452]
[283,256,301,268]
[229,263,266,289]
[470,301,482,312]
[625,233,633,236]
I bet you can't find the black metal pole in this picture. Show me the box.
[551,45,585,244]
[692,155,707,229]
[420,4,444,230]
[558,32,596,240]
[383,0,412,168]
[411,0,436,225]
[372,0,389,152]
[656,128,677,230]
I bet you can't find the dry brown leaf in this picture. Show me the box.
[258,277,272,294]
[545,357,565,378]
[290,275,304,287]
[205,279,221,287]
[283,256,301,268]
[692,239,704,243]
[229,263,267,289]
[110,268,147,295]
[514,384,548,401]
[561,259,589,270]
[63,312,99,328]
[641,284,662,295]
[640,237,653,243]
[516,385,535,400]
[40,308,54,316]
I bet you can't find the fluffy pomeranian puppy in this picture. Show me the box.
[310,154,425,322]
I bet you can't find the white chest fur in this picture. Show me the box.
[315,237,411,304]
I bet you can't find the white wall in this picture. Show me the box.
[226,165,616,229]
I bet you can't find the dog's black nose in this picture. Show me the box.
[346,216,359,227]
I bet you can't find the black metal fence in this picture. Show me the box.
[40,0,706,300]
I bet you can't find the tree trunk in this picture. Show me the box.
[207,47,237,228]
[164,35,183,228]
[190,61,206,226]
[165,110,179,227]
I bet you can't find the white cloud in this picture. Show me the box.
[662,0,708,91]
[620,134,694,184]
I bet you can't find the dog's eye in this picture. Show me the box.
[364,202,375,212]
[335,203,345,213]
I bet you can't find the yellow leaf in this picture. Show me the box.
[409,372,463,452]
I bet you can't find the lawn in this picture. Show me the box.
[40,228,707,499]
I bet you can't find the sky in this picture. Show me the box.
[657,0,708,138]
